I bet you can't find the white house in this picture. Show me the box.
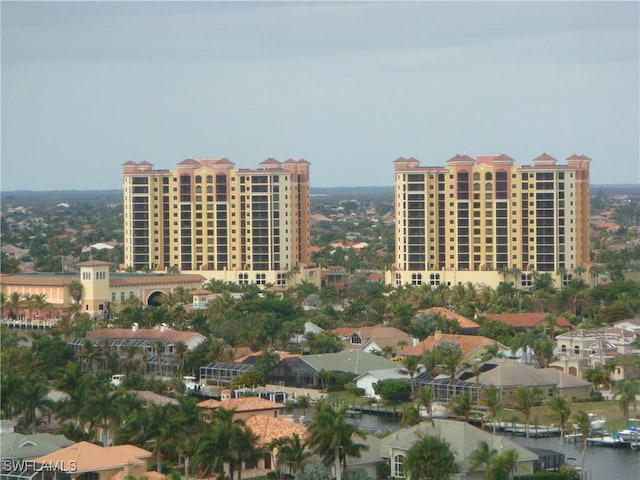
[354,368,410,399]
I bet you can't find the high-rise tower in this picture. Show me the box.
[392,153,590,288]
[122,157,315,287]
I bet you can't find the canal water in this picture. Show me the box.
[293,410,639,480]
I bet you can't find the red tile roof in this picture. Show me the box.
[403,333,502,357]
[197,396,284,412]
[415,307,479,330]
[483,313,571,329]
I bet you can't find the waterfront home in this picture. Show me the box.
[354,368,410,399]
[33,441,164,480]
[347,419,538,480]
[0,420,74,462]
[197,395,285,421]
[551,326,639,381]
[413,307,480,334]
[401,331,510,365]
[332,325,414,356]
[267,350,399,389]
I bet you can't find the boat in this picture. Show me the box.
[345,409,362,418]
[588,412,606,431]
[616,425,640,442]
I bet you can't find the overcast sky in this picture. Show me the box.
[2,1,638,191]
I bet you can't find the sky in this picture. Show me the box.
[2,1,639,191]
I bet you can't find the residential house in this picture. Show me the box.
[469,359,592,402]
[32,441,164,480]
[69,326,206,376]
[197,395,307,479]
[267,350,399,389]
[0,420,74,464]
[348,419,538,480]
[197,396,285,421]
[401,332,510,366]
[354,368,410,399]
[332,326,414,357]
[551,327,639,381]
[413,307,480,334]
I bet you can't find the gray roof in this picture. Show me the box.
[379,419,538,473]
[0,433,74,460]
[299,350,399,375]
[354,368,410,382]
[476,359,591,389]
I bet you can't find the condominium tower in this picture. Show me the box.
[122,157,317,286]
[392,153,590,288]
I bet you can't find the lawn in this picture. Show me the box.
[496,400,632,432]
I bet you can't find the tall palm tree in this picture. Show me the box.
[79,339,104,373]
[20,373,55,434]
[403,433,458,480]
[482,384,502,435]
[612,379,640,420]
[547,395,572,452]
[305,401,367,480]
[401,355,421,396]
[270,432,308,478]
[415,386,434,418]
[572,410,591,475]
[511,386,540,445]
[67,280,84,320]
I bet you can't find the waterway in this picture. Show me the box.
[293,410,639,480]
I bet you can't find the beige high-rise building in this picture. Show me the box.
[122,157,318,287]
[391,153,590,288]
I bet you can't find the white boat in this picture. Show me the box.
[588,413,606,431]
[616,425,640,442]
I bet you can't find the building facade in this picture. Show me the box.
[391,153,590,288]
[122,157,319,287]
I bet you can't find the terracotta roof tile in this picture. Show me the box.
[34,442,151,473]
[197,397,284,412]
[245,415,306,445]
[403,333,501,357]
[415,307,479,330]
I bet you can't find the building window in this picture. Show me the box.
[395,272,402,286]
[521,273,533,288]
[429,273,441,286]
[277,272,287,286]
[411,273,423,285]
[394,454,405,478]
[350,333,362,345]
[238,272,249,285]
[256,273,266,285]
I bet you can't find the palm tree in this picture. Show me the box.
[547,395,572,452]
[153,340,166,377]
[270,433,308,479]
[20,373,55,434]
[415,386,434,418]
[67,280,84,320]
[450,391,473,422]
[482,385,502,435]
[403,433,458,480]
[470,440,520,480]
[79,339,104,373]
[305,401,368,480]
[401,355,421,396]
[511,386,540,445]
[572,410,591,476]
[612,379,640,420]
[469,440,497,479]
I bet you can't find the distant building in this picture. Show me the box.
[122,158,320,288]
[69,327,206,376]
[391,153,591,289]
[1,260,205,321]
